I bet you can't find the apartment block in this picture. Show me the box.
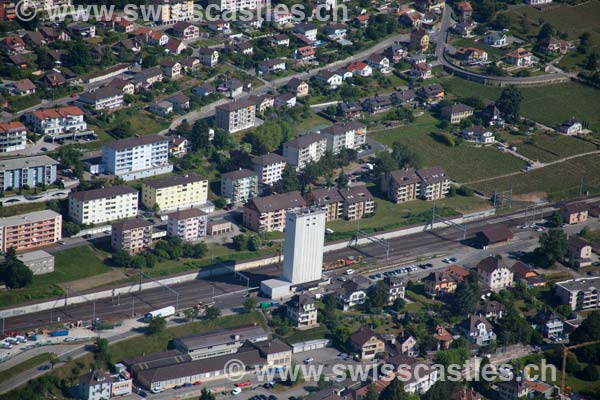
[79,86,124,111]
[416,167,451,201]
[476,257,514,291]
[166,208,207,242]
[283,133,327,170]
[287,294,318,329]
[0,155,58,190]
[0,210,62,253]
[304,187,344,221]
[381,169,421,203]
[102,135,172,181]
[25,106,87,140]
[68,185,139,225]
[242,191,306,232]
[319,121,367,154]
[215,98,256,133]
[251,153,286,186]
[339,185,375,220]
[209,0,270,11]
[153,0,195,24]
[141,172,208,212]
[556,277,600,311]
[220,169,258,204]
[111,218,153,254]
[0,121,27,153]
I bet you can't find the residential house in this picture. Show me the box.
[433,325,453,350]
[217,79,244,98]
[79,86,124,111]
[446,265,470,283]
[482,102,504,126]
[274,92,296,108]
[349,327,384,361]
[141,173,209,212]
[566,236,592,268]
[461,125,495,144]
[415,0,445,12]
[319,121,367,153]
[455,1,473,22]
[22,31,45,48]
[169,135,190,157]
[40,26,70,42]
[68,185,138,225]
[294,45,316,61]
[115,19,135,33]
[384,276,405,304]
[386,43,408,63]
[165,38,186,54]
[79,370,112,400]
[410,62,432,79]
[269,34,290,47]
[248,94,274,113]
[455,47,488,65]
[497,377,555,400]
[159,59,182,79]
[397,333,418,357]
[410,28,430,51]
[207,19,231,32]
[180,56,200,72]
[454,21,476,37]
[441,103,474,124]
[8,54,28,69]
[504,47,533,67]
[561,202,588,224]
[251,152,286,186]
[337,101,363,120]
[112,38,142,54]
[215,98,256,133]
[557,117,583,135]
[534,310,563,338]
[286,78,309,97]
[233,41,253,55]
[67,22,96,38]
[323,23,347,40]
[400,10,423,28]
[172,21,199,40]
[313,70,342,89]
[287,294,318,329]
[475,300,505,321]
[477,256,514,290]
[25,106,87,140]
[198,47,219,67]
[423,271,457,296]
[293,23,317,41]
[220,168,258,203]
[381,168,421,203]
[0,122,27,153]
[335,280,367,311]
[133,67,163,90]
[362,96,392,114]
[366,54,391,73]
[391,89,416,104]
[166,208,207,242]
[304,187,344,222]
[418,84,445,103]
[347,61,372,77]
[111,218,153,254]
[458,315,496,346]
[353,14,369,27]
[148,30,169,46]
[149,100,173,117]
[452,388,481,400]
[167,92,190,111]
[242,191,306,232]
[483,31,507,47]
[256,58,286,74]
[283,132,327,170]
[0,36,25,54]
[6,79,36,96]
[511,261,545,288]
[339,185,375,220]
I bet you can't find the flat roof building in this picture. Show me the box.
[0,210,62,253]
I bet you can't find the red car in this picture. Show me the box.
[192,381,202,386]
[235,380,252,388]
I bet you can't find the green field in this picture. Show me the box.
[0,353,54,384]
[450,36,506,59]
[441,78,600,132]
[0,202,47,218]
[0,246,112,307]
[371,113,528,182]
[500,133,598,163]
[472,153,600,200]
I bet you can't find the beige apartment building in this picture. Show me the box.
[68,185,139,225]
[0,210,62,253]
[339,185,375,220]
[286,294,318,329]
[476,256,514,291]
[142,173,208,212]
[416,167,451,201]
[251,153,286,186]
[215,98,256,133]
[111,218,153,254]
[304,187,344,221]
[382,168,421,203]
[242,191,306,232]
[166,208,207,242]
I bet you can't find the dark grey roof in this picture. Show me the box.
[339,185,373,204]
[388,168,420,186]
[285,132,325,149]
[143,172,207,189]
[251,152,286,166]
[245,191,306,213]
[221,168,257,181]
[416,166,450,184]
[216,98,256,112]
[476,256,509,274]
[442,103,474,115]
[70,185,137,202]
[79,85,123,101]
[306,187,343,205]
[104,134,168,151]
[173,324,268,351]
[112,218,153,232]
[167,208,206,220]
[320,121,366,136]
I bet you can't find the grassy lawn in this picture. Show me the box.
[371,113,528,182]
[0,353,54,384]
[0,246,112,308]
[471,153,600,200]
[503,133,597,163]
[450,36,505,59]
[0,202,47,218]
[5,95,41,113]
[440,78,600,132]
[293,112,332,134]
[283,325,331,344]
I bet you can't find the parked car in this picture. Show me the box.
[303,357,314,364]
[232,387,242,395]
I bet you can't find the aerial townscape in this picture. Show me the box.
[0,0,599,399]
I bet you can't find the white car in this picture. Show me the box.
[231,387,242,395]
[345,269,355,275]
[304,357,314,364]
[442,258,452,264]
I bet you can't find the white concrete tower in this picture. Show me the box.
[282,207,326,284]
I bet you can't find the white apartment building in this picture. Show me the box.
[166,208,207,242]
[68,185,139,225]
[102,135,173,181]
[78,86,124,111]
[25,106,87,138]
[287,294,318,329]
[476,257,514,291]
[319,121,367,154]
[556,277,600,311]
[251,153,286,186]
[209,0,270,11]
[215,98,256,133]
[283,133,327,171]
[282,207,326,285]
[220,169,258,204]
[0,122,27,153]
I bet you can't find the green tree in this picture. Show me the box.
[199,387,216,400]
[94,337,112,366]
[146,317,166,335]
[392,142,422,168]
[62,222,80,238]
[548,211,563,228]
[537,23,556,41]
[247,235,261,251]
[275,165,300,193]
[206,306,221,320]
[537,228,567,266]
[0,250,33,289]
[232,234,248,251]
[585,52,598,71]
[392,297,406,312]
[496,87,523,122]
[381,377,409,400]
[367,281,388,309]
[337,172,350,188]
[579,364,599,381]
[451,272,480,315]
[243,297,257,313]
